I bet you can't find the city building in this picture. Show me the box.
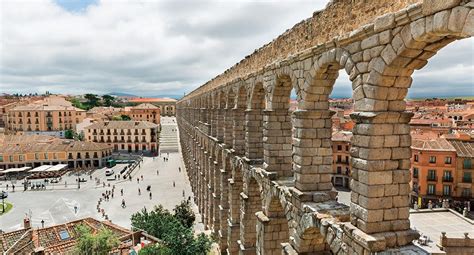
[0,134,113,170]
[0,217,156,254]
[4,96,86,138]
[126,103,161,125]
[331,130,352,188]
[127,97,176,116]
[410,138,458,207]
[449,140,474,200]
[83,121,159,154]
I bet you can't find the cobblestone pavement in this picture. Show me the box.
[0,117,204,232]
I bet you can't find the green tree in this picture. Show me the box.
[102,95,115,107]
[121,114,131,121]
[65,129,74,139]
[173,200,195,229]
[131,203,212,255]
[74,224,120,255]
[84,94,100,108]
[138,244,171,255]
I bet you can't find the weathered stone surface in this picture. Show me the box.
[422,0,461,16]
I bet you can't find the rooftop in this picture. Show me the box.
[128,97,177,103]
[84,121,158,130]
[0,217,133,254]
[132,103,159,110]
[411,138,456,152]
[449,140,474,158]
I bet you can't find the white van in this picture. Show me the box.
[105,169,114,176]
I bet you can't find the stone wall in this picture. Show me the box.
[183,0,421,100]
[439,232,474,255]
[177,0,473,254]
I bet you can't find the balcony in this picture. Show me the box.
[427,176,437,182]
[442,176,454,182]
[462,178,472,183]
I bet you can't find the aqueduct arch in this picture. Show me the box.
[177,1,473,254]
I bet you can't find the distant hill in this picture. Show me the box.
[108,92,137,97]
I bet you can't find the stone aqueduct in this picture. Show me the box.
[176,1,473,254]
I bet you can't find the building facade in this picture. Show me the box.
[331,131,352,188]
[127,103,161,125]
[128,98,176,116]
[0,134,113,170]
[410,138,458,207]
[84,121,159,154]
[4,96,86,137]
[449,140,474,200]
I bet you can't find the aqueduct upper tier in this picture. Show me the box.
[176,0,473,254]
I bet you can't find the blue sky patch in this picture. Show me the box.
[54,0,98,13]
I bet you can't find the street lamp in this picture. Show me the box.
[77,171,80,189]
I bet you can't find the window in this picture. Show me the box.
[19,155,24,162]
[443,170,452,182]
[427,184,435,195]
[336,166,341,174]
[443,185,451,196]
[414,154,419,162]
[337,145,342,151]
[427,170,436,181]
[463,172,472,183]
[429,156,436,163]
[9,155,13,162]
[464,159,472,169]
[337,155,342,163]
[445,157,452,164]
[44,153,48,159]
[345,145,349,151]
[0,155,2,162]
[413,168,419,178]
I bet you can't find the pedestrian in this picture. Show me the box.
[182,190,185,197]
[121,199,126,208]
[179,167,181,172]
[12,185,15,192]
[103,182,105,188]
[129,175,132,181]
[173,181,175,187]
[121,189,123,196]
[157,170,159,175]
[149,192,152,200]
[74,205,78,214]
[138,188,141,195]
[141,175,143,181]
[6,184,8,190]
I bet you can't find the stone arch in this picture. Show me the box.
[246,81,266,161]
[262,68,299,178]
[224,86,236,148]
[348,4,473,238]
[292,214,329,253]
[256,195,291,254]
[233,83,247,155]
[239,174,262,252]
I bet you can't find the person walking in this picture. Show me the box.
[138,188,141,195]
[121,199,126,208]
[149,192,152,200]
[121,189,123,196]
[173,181,175,187]
[74,205,78,214]
[157,170,159,175]
[137,178,140,184]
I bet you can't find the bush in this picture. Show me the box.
[131,201,212,255]
[74,224,119,255]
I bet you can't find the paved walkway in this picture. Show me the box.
[0,117,203,232]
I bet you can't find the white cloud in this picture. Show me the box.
[0,0,472,98]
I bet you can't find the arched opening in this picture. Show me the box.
[224,87,236,148]
[246,81,265,161]
[233,84,247,155]
[216,90,226,141]
[257,196,290,254]
[264,74,297,178]
[239,176,261,252]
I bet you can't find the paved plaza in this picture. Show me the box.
[0,117,203,232]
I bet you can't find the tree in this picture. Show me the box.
[131,203,212,255]
[121,114,131,121]
[65,129,74,139]
[102,95,115,107]
[84,94,100,108]
[74,224,120,255]
[173,200,195,228]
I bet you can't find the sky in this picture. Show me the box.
[0,0,472,99]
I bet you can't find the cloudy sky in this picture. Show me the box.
[0,0,472,99]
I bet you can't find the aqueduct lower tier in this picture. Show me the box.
[176,1,473,254]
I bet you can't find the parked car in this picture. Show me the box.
[105,169,114,176]
[0,191,7,199]
[50,178,59,183]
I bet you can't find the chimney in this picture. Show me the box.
[23,217,31,229]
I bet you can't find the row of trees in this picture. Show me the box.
[70,94,117,110]
[74,200,213,255]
